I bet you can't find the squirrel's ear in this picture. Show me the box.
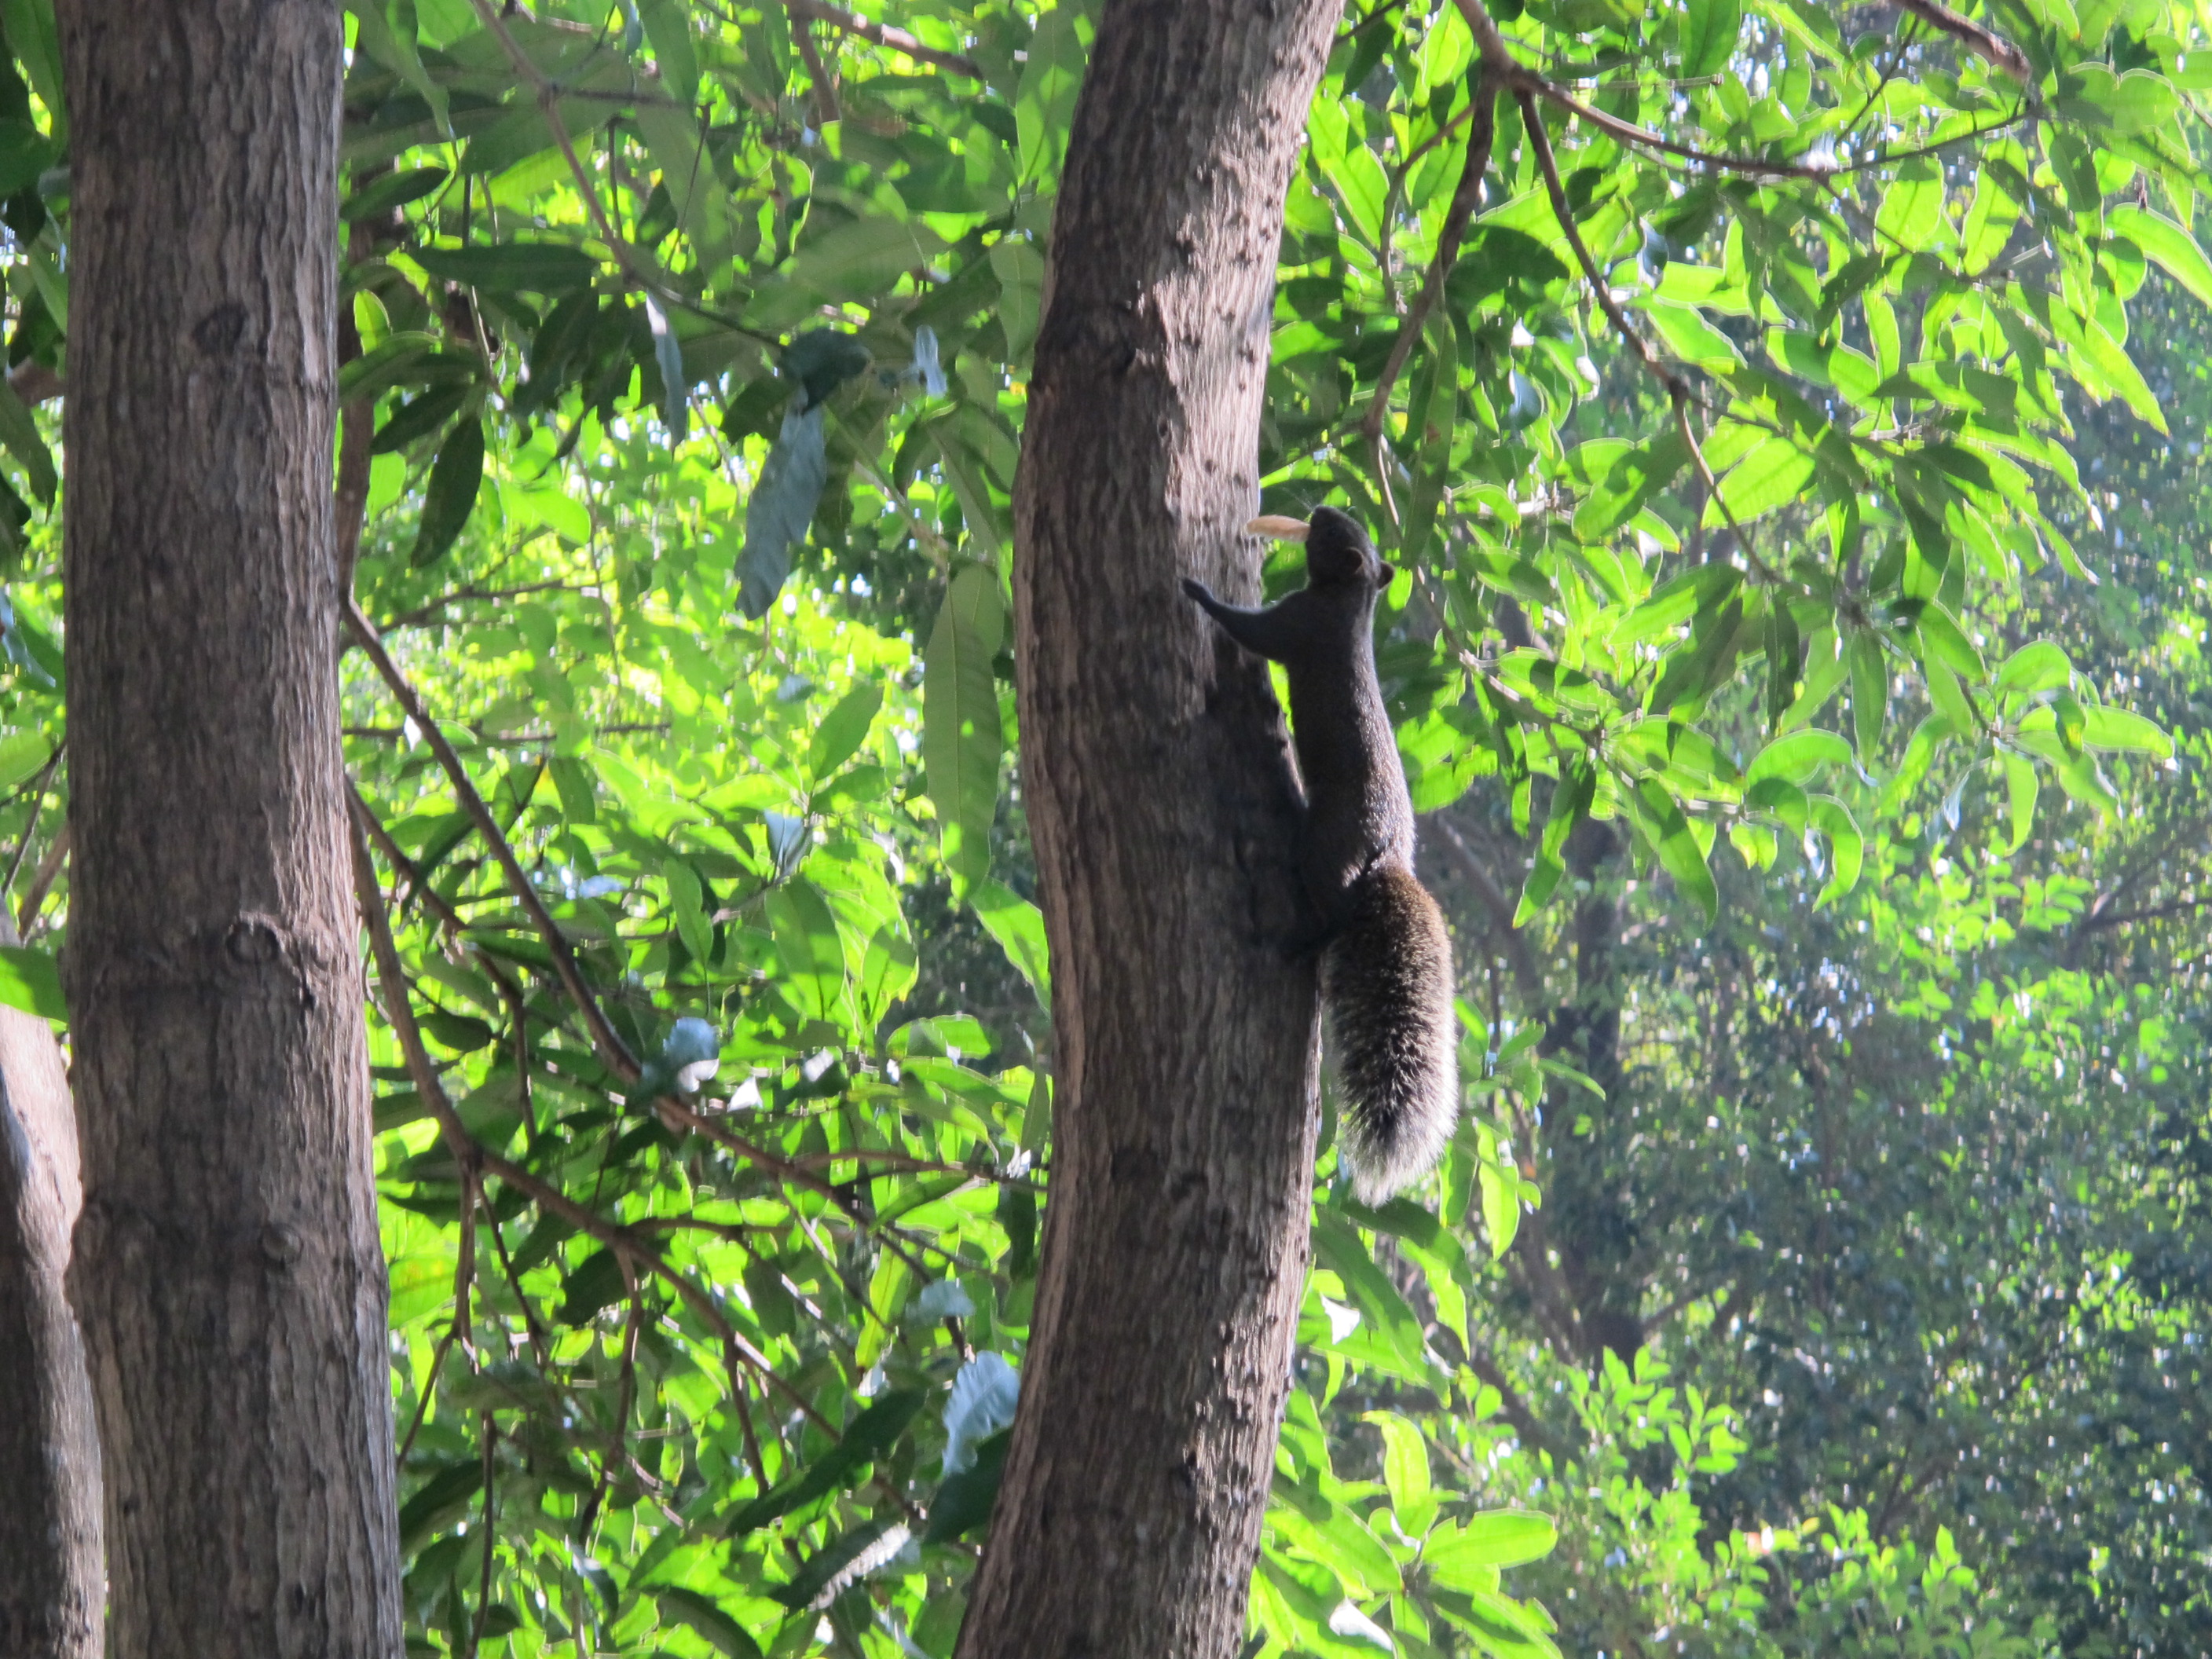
[1377,563,1397,584]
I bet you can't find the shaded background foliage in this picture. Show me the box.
[0,0,2209,1654]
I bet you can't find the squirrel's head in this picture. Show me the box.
[1245,505,1393,591]
[1305,506,1390,591]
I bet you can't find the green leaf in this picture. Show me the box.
[1634,778,1718,927]
[410,416,485,569]
[924,563,1005,905]
[0,372,54,504]
[1364,1411,1438,1536]
[1424,1509,1558,1578]
[1914,603,1985,678]
[1994,640,2072,696]
[1745,728,1850,786]
[1014,4,1085,183]
[925,1428,1010,1544]
[1706,436,1816,525]
[0,943,64,1020]
[397,1459,482,1551]
[1680,0,1742,78]
[0,731,47,793]
[2079,704,2172,756]
[409,240,598,295]
[557,1248,626,1326]
[636,0,701,104]
[786,217,948,306]
[726,1389,926,1536]
[657,1589,764,1659]
[1847,630,1885,764]
[766,878,846,1021]
[2078,317,2166,433]
[738,403,829,618]
[2109,205,2212,307]
[1312,1210,1440,1385]
[973,878,1050,1006]
[808,683,884,782]
[339,331,477,403]
[346,0,449,139]
[2001,753,2037,851]
[1646,298,1742,369]
[990,237,1045,366]
[665,858,713,966]
[771,1518,900,1610]
[1613,564,1741,646]
[1810,795,1863,906]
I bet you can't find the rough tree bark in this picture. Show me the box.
[0,986,103,1659]
[55,4,403,1657]
[959,5,1342,1655]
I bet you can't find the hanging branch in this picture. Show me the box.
[346,610,971,1288]
[16,823,67,940]
[346,599,640,1075]
[1895,0,2032,80]
[1516,90,1783,589]
[782,0,983,81]
[463,0,773,343]
[793,17,843,126]
[348,810,826,1433]
[1361,64,1503,451]
[398,1179,479,1467]
[1,742,61,921]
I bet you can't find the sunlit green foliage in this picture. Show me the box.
[0,0,2210,1653]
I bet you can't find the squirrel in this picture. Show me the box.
[1183,505,1459,1203]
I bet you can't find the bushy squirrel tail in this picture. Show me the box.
[1322,864,1459,1204]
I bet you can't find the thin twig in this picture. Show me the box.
[347,599,640,1075]
[463,0,771,343]
[793,18,842,126]
[1517,90,1783,588]
[381,580,599,631]
[782,0,983,80]
[467,1412,498,1657]
[1451,0,1837,179]
[1895,0,2031,80]
[17,822,67,940]
[1362,65,1502,452]
[350,811,829,1430]
[1,742,61,910]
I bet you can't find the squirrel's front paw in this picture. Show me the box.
[1180,577,1212,603]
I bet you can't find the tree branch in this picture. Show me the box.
[464,0,771,342]
[1451,0,1838,178]
[16,822,66,939]
[1518,88,1784,588]
[783,0,983,81]
[346,598,642,1076]
[1894,0,2031,81]
[1362,65,1502,452]
[349,809,826,1432]
[793,16,842,126]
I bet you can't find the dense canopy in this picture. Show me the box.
[3,0,2211,1653]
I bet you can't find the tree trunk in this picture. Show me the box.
[55,5,402,1657]
[960,5,1340,1655]
[0,990,103,1659]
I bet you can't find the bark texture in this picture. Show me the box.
[56,5,402,1657]
[959,5,1342,1655]
[0,995,103,1659]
